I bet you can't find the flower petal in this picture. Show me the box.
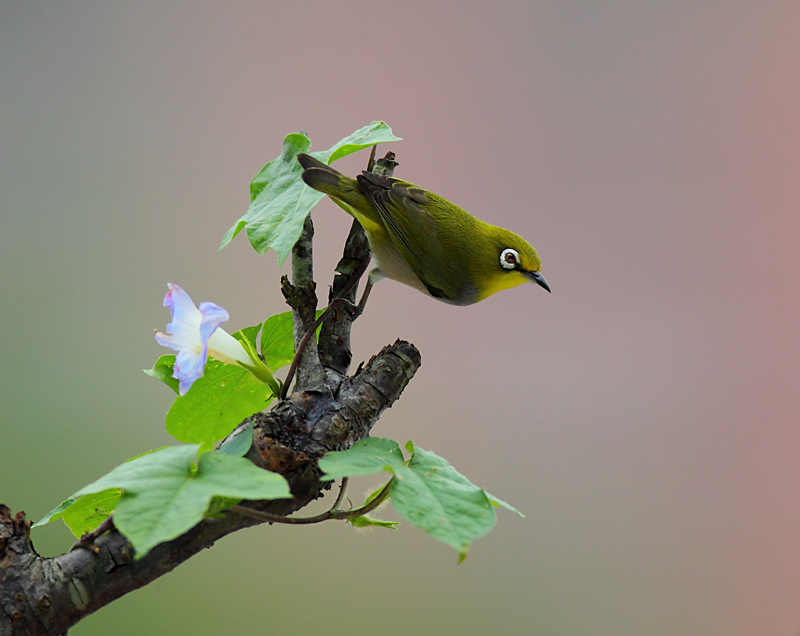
[173,341,208,396]
[154,330,180,351]
[197,301,230,341]
[155,284,250,395]
[207,327,251,366]
[164,283,201,334]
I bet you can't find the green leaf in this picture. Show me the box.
[318,437,406,480]
[348,515,398,530]
[217,421,254,457]
[392,446,499,560]
[34,498,75,527]
[487,493,526,518]
[144,354,179,394]
[205,495,243,519]
[165,359,273,453]
[232,323,262,351]
[319,438,522,560]
[219,132,315,251]
[34,446,171,537]
[260,309,325,372]
[316,120,403,164]
[250,132,312,200]
[72,445,291,557]
[126,446,171,461]
[34,489,122,538]
[259,311,296,371]
[219,122,401,264]
[219,131,319,262]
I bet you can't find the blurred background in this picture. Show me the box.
[2,2,799,634]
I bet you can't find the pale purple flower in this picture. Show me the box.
[155,283,251,395]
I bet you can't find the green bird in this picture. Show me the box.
[297,153,550,305]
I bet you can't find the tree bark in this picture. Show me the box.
[0,150,418,634]
[0,338,420,636]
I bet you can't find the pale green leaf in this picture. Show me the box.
[144,354,179,394]
[216,421,254,457]
[319,438,522,559]
[389,446,498,558]
[73,445,290,556]
[260,309,324,372]
[34,498,76,528]
[348,515,398,530]
[165,358,273,452]
[219,131,319,262]
[232,323,262,351]
[318,437,406,481]
[316,120,403,164]
[487,493,526,518]
[259,311,296,371]
[219,122,400,264]
[34,489,121,538]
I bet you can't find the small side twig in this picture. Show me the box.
[230,477,392,525]
[70,515,116,553]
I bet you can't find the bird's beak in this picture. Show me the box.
[525,270,551,293]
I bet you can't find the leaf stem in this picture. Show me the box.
[330,476,349,513]
[231,477,392,525]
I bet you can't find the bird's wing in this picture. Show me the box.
[357,172,459,300]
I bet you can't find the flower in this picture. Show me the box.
[155,283,253,395]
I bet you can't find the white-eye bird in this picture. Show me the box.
[297,153,550,305]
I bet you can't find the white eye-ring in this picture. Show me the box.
[500,248,519,270]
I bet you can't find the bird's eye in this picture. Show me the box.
[500,248,519,270]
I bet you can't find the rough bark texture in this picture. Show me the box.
[0,337,420,636]
[0,152,419,634]
[318,219,370,380]
[284,215,323,392]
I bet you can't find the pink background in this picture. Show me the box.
[2,2,799,634]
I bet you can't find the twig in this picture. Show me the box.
[284,215,323,392]
[281,148,398,399]
[70,515,116,553]
[279,252,370,400]
[230,477,392,525]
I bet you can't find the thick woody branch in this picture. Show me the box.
[0,340,419,636]
[0,148,411,636]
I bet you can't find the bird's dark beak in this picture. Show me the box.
[525,270,551,293]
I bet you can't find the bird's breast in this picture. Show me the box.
[365,227,479,305]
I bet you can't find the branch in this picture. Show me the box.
[0,341,419,635]
[318,218,370,378]
[0,149,413,635]
[282,148,396,395]
[282,214,323,393]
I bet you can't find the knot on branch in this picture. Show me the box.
[243,337,419,456]
[0,504,34,566]
[281,275,317,324]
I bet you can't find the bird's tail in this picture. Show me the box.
[297,153,363,208]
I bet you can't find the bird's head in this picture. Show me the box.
[472,227,550,301]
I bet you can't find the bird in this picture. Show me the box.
[297,153,550,306]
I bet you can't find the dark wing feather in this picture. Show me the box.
[357,172,461,299]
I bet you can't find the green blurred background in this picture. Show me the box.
[2,2,799,634]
